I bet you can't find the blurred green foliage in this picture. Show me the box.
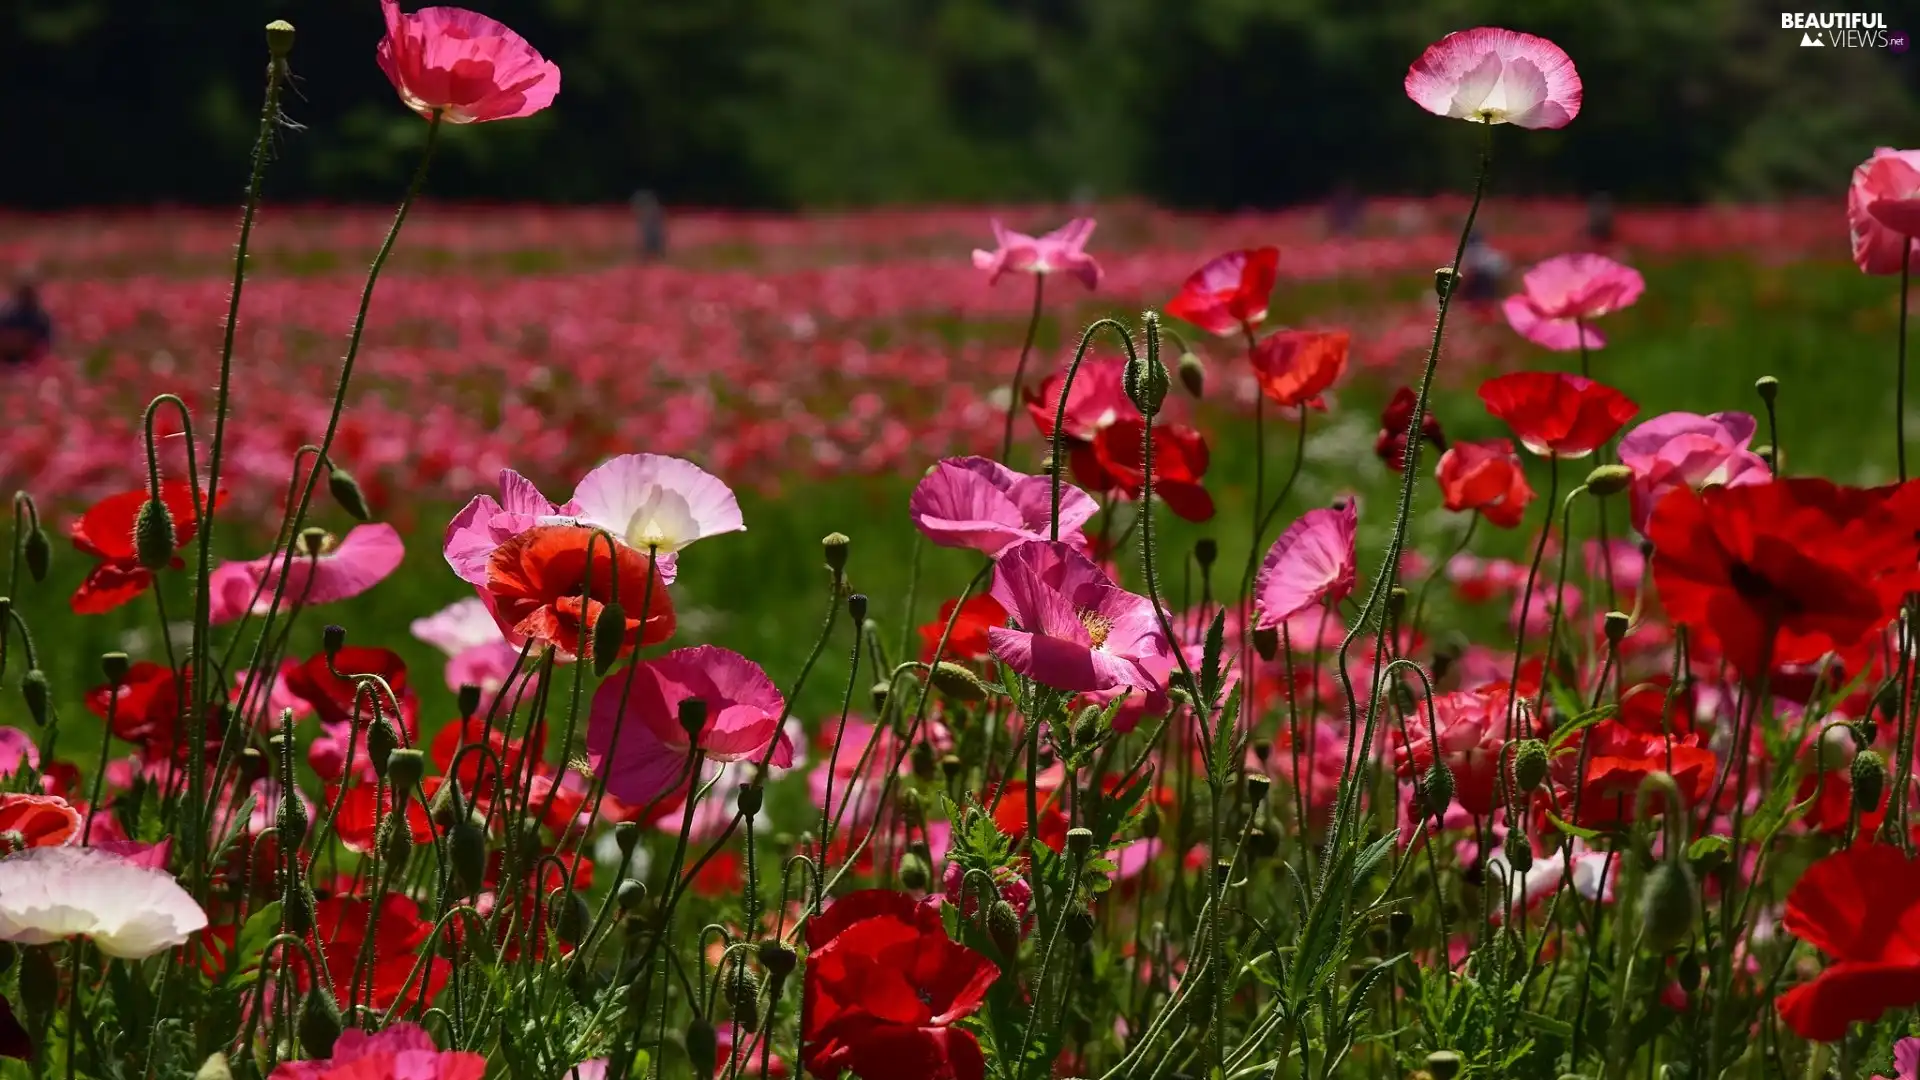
[3,0,1916,207]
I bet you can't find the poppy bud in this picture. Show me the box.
[1066,827,1093,858]
[847,593,868,624]
[686,1016,718,1080]
[1065,909,1095,944]
[196,1053,234,1080]
[265,19,297,58]
[1677,949,1702,993]
[1502,829,1533,875]
[930,661,992,701]
[1755,375,1779,405]
[1252,739,1271,763]
[679,697,709,743]
[1177,352,1205,398]
[737,782,764,817]
[101,651,130,683]
[1193,537,1217,569]
[299,987,344,1061]
[299,527,330,558]
[906,740,934,780]
[449,814,487,898]
[20,669,48,727]
[1876,679,1904,720]
[1246,773,1271,805]
[987,899,1021,958]
[1433,267,1460,300]
[1247,827,1279,859]
[940,753,963,781]
[385,747,425,793]
[821,533,851,578]
[869,681,890,714]
[429,778,465,827]
[282,886,313,934]
[1426,1051,1463,1080]
[20,946,56,1024]
[1388,909,1414,946]
[1857,719,1879,748]
[898,787,925,830]
[457,683,482,719]
[278,786,309,848]
[328,468,372,522]
[758,940,797,981]
[1386,585,1409,621]
[1141,803,1162,839]
[591,601,627,676]
[899,850,930,890]
[1124,350,1170,420]
[1603,610,1630,644]
[1852,749,1887,812]
[23,525,49,583]
[135,497,176,571]
[1420,757,1455,818]
[381,815,413,871]
[1512,739,1549,793]
[726,967,763,1032]
[552,889,591,944]
[1584,465,1634,497]
[616,879,647,913]
[368,718,399,777]
[1636,862,1697,957]
[1252,626,1279,662]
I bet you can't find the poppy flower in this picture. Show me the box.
[0,846,207,958]
[484,524,677,660]
[282,647,418,729]
[412,596,520,693]
[1860,153,1920,240]
[1087,419,1215,523]
[1649,478,1920,676]
[0,794,80,851]
[85,661,225,764]
[377,0,560,124]
[1393,684,1508,815]
[1250,329,1350,409]
[1254,502,1358,628]
[1850,149,1920,274]
[1552,719,1716,829]
[909,457,1098,557]
[971,218,1101,290]
[919,595,1007,664]
[292,894,448,1012]
[1616,411,1770,532]
[802,890,998,1080]
[445,468,580,585]
[1479,372,1638,459]
[328,783,434,855]
[1025,356,1131,444]
[1164,248,1280,337]
[270,1022,484,1080]
[1404,27,1582,129]
[246,523,407,610]
[569,453,746,566]
[1374,386,1448,471]
[1436,439,1535,528]
[68,481,217,615]
[587,645,793,803]
[1501,253,1645,351]
[986,540,1171,694]
[1776,844,1920,1041]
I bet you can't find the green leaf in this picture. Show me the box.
[1547,705,1617,751]
[1521,1010,1573,1039]
[1685,835,1730,863]
[1545,810,1604,841]
[223,900,282,982]
[1201,607,1227,709]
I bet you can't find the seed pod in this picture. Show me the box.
[727,966,763,1032]
[1386,585,1409,621]
[758,940,797,981]
[1246,828,1279,859]
[449,814,488,898]
[1426,1051,1463,1080]
[456,683,482,719]
[264,19,297,58]
[614,821,641,857]
[1755,375,1779,404]
[23,525,49,583]
[821,533,851,577]
[134,497,176,571]
[591,601,627,676]
[847,593,868,623]
[429,779,465,828]
[368,718,399,778]
[1502,829,1533,875]
[1066,827,1093,858]
[987,899,1021,958]
[1246,773,1271,805]
[385,748,425,793]
[552,890,591,944]
[899,850,930,890]
[940,753,963,780]
[101,651,130,683]
[616,880,647,914]
[299,528,330,558]
[1193,537,1217,569]
[1512,739,1550,794]
[328,467,372,521]
[1603,611,1631,644]
[1388,910,1414,946]
[1639,862,1698,954]
[21,670,48,726]
[1852,749,1888,812]
[686,1016,718,1080]
[1252,626,1279,662]
[678,698,709,743]
[381,815,413,871]
[282,887,313,935]
[298,986,344,1061]
[1433,267,1460,300]
[737,782,765,817]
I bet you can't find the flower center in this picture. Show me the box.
[1078,610,1112,649]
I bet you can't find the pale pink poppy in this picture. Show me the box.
[0,728,35,777]
[1616,411,1769,531]
[909,457,1098,557]
[0,846,207,958]
[1850,149,1920,273]
[1511,582,1580,637]
[565,1062,608,1080]
[411,596,520,692]
[986,540,1171,694]
[1253,503,1358,629]
[270,1021,485,1080]
[91,838,171,870]
[376,0,560,125]
[1404,27,1581,129]
[253,524,406,608]
[1501,253,1644,351]
[587,645,794,803]
[972,218,1102,290]
[444,469,580,585]
[569,453,745,569]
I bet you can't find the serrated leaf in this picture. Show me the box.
[1547,705,1617,751]
[218,900,282,987]
[1201,607,1227,708]
[1686,835,1729,862]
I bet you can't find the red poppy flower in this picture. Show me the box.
[991,781,1071,854]
[1086,419,1215,523]
[68,481,222,615]
[1436,439,1535,529]
[283,646,421,730]
[918,595,1006,664]
[802,890,998,1080]
[1776,844,1920,1041]
[1479,372,1638,459]
[1649,478,1920,677]
[85,661,226,763]
[1551,719,1715,828]
[1392,685,1507,816]
[1250,329,1349,409]
[485,525,676,659]
[328,783,435,854]
[1164,248,1280,337]
[293,894,448,1012]
[1374,387,1447,472]
[0,793,80,851]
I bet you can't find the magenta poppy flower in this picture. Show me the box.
[986,540,1171,694]
[909,457,1099,557]
[255,524,406,607]
[270,1021,484,1080]
[587,645,793,803]
[1501,253,1644,351]
[1851,149,1920,273]
[1254,502,1358,628]
[569,453,744,567]
[376,0,560,124]
[411,597,519,693]
[1616,411,1770,532]
[205,561,258,626]
[1164,248,1280,337]
[972,218,1101,290]
[445,468,581,585]
[1865,157,1920,238]
[1404,27,1581,129]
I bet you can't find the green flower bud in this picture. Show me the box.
[552,889,591,944]
[686,1016,718,1080]
[1433,267,1459,300]
[1512,739,1550,794]
[821,533,851,577]
[1124,350,1170,420]
[368,718,399,777]
[758,940,797,981]
[1420,757,1455,819]
[899,850,930,890]
[1502,829,1533,875]
[1426,1050,1463,1080]
[1177,352,1205,398]
[1853,749,1888,813]
[616,879,647,914]
[135,497,176,571]
[101,651,130,683]
[679,697,709,743]
[930,661,992,701]
[737,782,765,818]
[385,748,425,793]
[23,525,49,583]
[328,467,372,521]
[1639,862,1698,953]
[282,888,313,935]
[299,986,344,1061]
[727,966,763,1032]
[449,814,488,898]
[457,682,483,719]
[1252,626,1279,662]
[21,669,48,727]
[1584,465,1635,497]
[381,814,413,871]
[591,601,627,676]
[1064,909,1095,944]
[987,899,1021,958]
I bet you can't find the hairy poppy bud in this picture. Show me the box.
[299,987,344,1061]
[1420,758,1455,819]
[1066,827,1093,858]
[449,814,487,898]
[380,815,413,871]
[457,682,482,719]
[911,740,937,779]
[737,782,764,818]
[385,748,425,793]
[1246,773,1271,805]
[1603,610,1630,644]
[686,1016,719,1080]
[368,718,399,777]
[20,669,48,727]
[1512,739,1549,794]
[1755,375,1779,405]
[135,497,176,571]
[726,967,763,1032]
[101,651,130,683]
[282,887,313,934]
[552,890,591,944]
[869,681,890,714]
[1433,267,1460,300]
[1876,679,1904,720]
[821,533,850,577]
[196,1053,234,1080]
[328,467,372,522]
[847,593,868,624]
[1064,909,1095,944]
[930,661,992,701]
[1852,749,1887,813]
[23,525,49,583]
[1502,829,1534,875]
[1639,862,1698,953]
[899,850,930,890]
[591,601,627,676]
[1124,347,1170,420]
[679,697,709,743]
[265,19,297,58]
[1584,465,1634,497]
[616,879,647,914]
[758,940,797,981]
[1177,352,1205,398]
[1426,1051,1463,1080]
[278,787,309,848]
[987,899,1021,958]
[1252,626,1279,662]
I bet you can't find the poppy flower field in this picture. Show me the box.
[6,9,1920,1080]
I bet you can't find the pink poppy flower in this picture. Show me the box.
[1393,684,1508,815]
[205,561,260,626]
[909,457,1099,557]
[1164,248,1280,337]
[376,0,560,124]
[1850,149,1920,274]
[569,453,745,570]
[985,540,1171,694]
[1404,27,1582,129]
[445,468,580,585]
[91,839,171,871]
[1616,411,1769,532]
[270,1021,485,1080]
[411,597,520,693]
[1026,356,1132,443]
[972,218,1101,290]
[1876,1038,1920,1080]
[253,524,406,608]
[0,728,35,777]
[1512,582,1580,636]
[1861,153,1920,240]
[587,645,794,803]
[0,846,206,958]
[1501,253,1644,351]
[1253,502,1358,628]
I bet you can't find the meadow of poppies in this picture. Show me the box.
[6,8,1920,1080]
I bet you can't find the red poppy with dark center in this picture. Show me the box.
[1776,844,1920,1041]
[283,646,420,729]
[291,894,448,1012]
[1164,247,1280,337]
[1250,329,1349,409]
[1086,419,1215,523]
[1551,719,1716,828]
[1436,438,1534,528]
[0,794,81,850]
[68,481,223,615]
[802,889,998,1080]
[485,524,676,659]
[1479,372,1638,459]
[1374,387,1448,472]
[1648,478,1920,677]
[918,595,1006,664]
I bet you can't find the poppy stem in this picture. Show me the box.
[1000,273,1046,463]
[1049,318,1136,539]
[1900,245,1912,481]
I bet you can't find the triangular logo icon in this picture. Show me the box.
[1801,31,1825,45]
